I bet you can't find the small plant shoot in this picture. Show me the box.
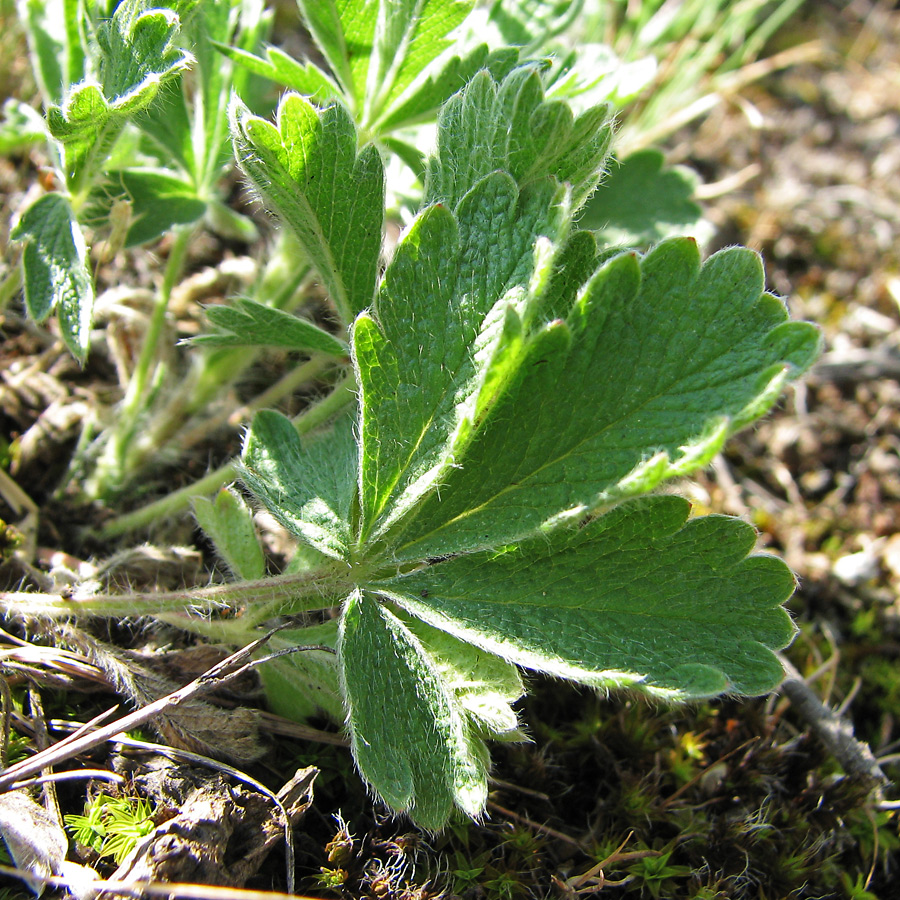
[2,0,821,831]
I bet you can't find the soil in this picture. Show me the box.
[1,1,900,898]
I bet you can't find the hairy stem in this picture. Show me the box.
[118,228,193,454]
[88,227,194,498]
[97,373,357,538]
[134,264,314,460]
[175,354,337,453]
[0,263,23,313]
[0,568,352,621]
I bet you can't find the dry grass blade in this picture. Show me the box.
[96,733,303,894]
[0,633,107,684]
[0,628,330,790]
[0,866,324,900]
[486,800,586,850]
[779,656,891,789]
[0,630,328,895]
[11,768,126,788]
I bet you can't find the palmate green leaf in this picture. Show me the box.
[354,172,570,545]
[226,18,823,833]
[94,3,191,108]
[295,0,474,129]
[224,20,516,139]
[580,149,705,249]
[46,0,193,189]
[120,170,206,247]
[179,0,271,185]
[374,44,519,133]
[230,93,384,323]
[180,0,239,165]
[365,0,474,126]
[339,589,488,830]
[91,169,207,247]
[191,298,348,356]
[10,192,94,362]
[213,42,343,105]
[374,495,796,699]
[136,2,272,194]
[390,238,821,560]
[424,66,614,211]
[295,0,378,115]
[240,410,357,561]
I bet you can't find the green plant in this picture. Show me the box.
[1,0,806,510]
[9,0,197,363]
[2,0,821,831]
[840,872,881,900]
[627,848,693,899]
[64,793,155,864]
[565,0,810,152]
[4,0,274,500]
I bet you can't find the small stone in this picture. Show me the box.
[882,534,900,582]
[833,548,881,586]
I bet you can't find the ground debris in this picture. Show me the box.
[101,758,316,892]
[59,625,267,764]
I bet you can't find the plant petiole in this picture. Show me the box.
[96,372,358,538]
[87,227,195,499]
[0,567,352,622]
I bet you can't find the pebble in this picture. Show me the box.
[832,547,881,586]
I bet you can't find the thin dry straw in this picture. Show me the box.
[0,628,333,894]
